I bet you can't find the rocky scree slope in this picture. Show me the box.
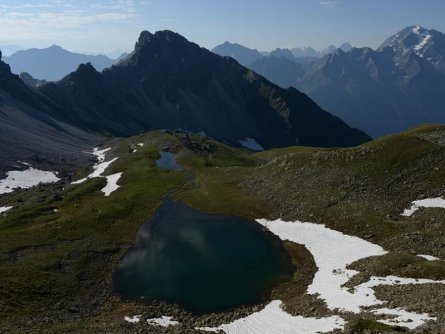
[0,50,99,176]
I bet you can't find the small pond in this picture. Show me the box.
[113,201,293,313]
[155,151,181,171]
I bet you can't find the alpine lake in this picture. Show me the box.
[112,151,294,314]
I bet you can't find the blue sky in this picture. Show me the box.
[1,0,445,54]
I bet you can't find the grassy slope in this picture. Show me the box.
[240,125,445,331]
[0,138,185,318]
[247,125,445,255]
[0,131,270,332]
[0,126,445,332]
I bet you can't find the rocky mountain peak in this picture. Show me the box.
[135,30,154,48]
[58,62,101,86]
[32,29,369,148]
[378,25,445,74]
[77,62,98,74]
[48,44,64,51]
[269,48,296,61]
[379,25,434,56]
[340,42,353,52]
[130,30,194,65]
[135,30,188,49]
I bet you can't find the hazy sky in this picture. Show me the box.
[1,0,445,54]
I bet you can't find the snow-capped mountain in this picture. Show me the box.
[248,26,445,138]
[378,25,445,74]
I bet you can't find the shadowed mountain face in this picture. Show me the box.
[37,30,370,149]
[0,51,98,174]
[19,72,48,87]
[269,48,296,61]
[247,26,445,138]
[250,56,304,89]
[3,45,116,81]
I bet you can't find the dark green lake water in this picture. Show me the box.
[113,201,293,313]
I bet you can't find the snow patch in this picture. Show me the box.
[372,308,436,330]
[257,218,387,313]
[415,34,431,51]
[254,218,445,329]
[401,197,445,217]
[101,173,122,196]
[0,168,60,194]
[124,315,141,323]
[356,275,445,290]
[0,206,13,214]
[137,143,144,147]
[71,157,118,184]
[418,254,441,261]
[198,300,345,334]
[147,316,179,328]
[239,138,264,151]
[95,147,111,162]
[71,147,123,197]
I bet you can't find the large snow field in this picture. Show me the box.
[197,300,345,334]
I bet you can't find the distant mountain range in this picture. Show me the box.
[212,41,353,66]
[211,42,263,66]
[242,26,445,137]
[3,45,120,81]
[0,44,24,57]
